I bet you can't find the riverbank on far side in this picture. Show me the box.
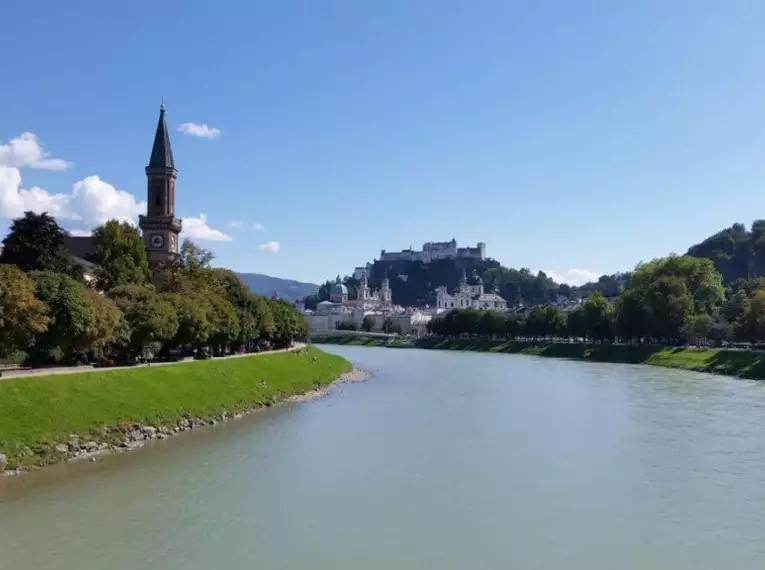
[0,346,355,474]
[313,334,765,381]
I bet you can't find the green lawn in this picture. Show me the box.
[0,346,351,469]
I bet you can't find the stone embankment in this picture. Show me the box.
[1,367,368,476]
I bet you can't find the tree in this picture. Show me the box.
[28,271,104,363]
[269,299,307,347]
[477,311,502,337]
[84,290,123,355]
[502,312,525,339]
[614,290,651,341]
[683,313,715,345]
[163,292,211,349]
[454,308,480,336]
[565,307,587,340]
[107,285,179,359]
[176,238,214,275]
[0,265,49,358]
[361,315,375,332]
[0,212,80,278]
[91,220,151,291]
[582,292,614,341]
[206,292,240,354]
[251,295,276,340]
[738,290,765,342]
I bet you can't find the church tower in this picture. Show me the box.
[138,102,182,267]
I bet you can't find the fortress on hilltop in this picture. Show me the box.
[353,239,486,279]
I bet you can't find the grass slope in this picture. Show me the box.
[317,334,765,380]
[0,346,350,469]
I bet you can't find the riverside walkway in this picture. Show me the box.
[0,344,306,380]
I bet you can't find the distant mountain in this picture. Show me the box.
[237,273,319,302]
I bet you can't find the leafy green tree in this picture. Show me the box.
[502,312,525,339]
[614,290,651,341]
[85,289,123,353]
[361,315,375,332]
[107,285,179,358]
[0,212,80,278]
[477,311,502,337]
[582,291,614,341]
[737,290,765,342]
[631,255,724,316]
[206,292,240,354]
[0,264,49,358]
[163,292,211,349]
[251,295,276,340]
[269,299,307,347]
[683,313,715,344]
[28,271,104,363]
[91,220,151,290]
[565,307,587,340]
[455,308,481,336]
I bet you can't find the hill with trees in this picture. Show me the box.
[236,273,319,302]
[685,220,765,284]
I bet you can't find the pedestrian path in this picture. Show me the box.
[0,344,306,380]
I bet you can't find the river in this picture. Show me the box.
[2,345,765,569]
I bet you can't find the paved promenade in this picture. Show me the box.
[0,344,306,380]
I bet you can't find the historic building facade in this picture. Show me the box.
[138,103,182,267]
[435,269,507,312]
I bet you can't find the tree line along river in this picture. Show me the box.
[2,344,765,569]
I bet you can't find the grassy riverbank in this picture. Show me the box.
[0,346,351,470]
[316,334,765,380]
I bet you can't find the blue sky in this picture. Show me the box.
[2,0,765,285]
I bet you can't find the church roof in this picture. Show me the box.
[148,103,175,170]
[63,235,96,263]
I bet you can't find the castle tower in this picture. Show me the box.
[139,102,183,267]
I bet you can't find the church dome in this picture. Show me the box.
[331,282,348,296]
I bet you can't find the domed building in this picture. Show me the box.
[329,276,349,303]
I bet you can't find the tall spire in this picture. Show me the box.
[148,102,175,170]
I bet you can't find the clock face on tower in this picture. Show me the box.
[150,234,165,249]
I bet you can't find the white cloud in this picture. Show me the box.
[177,123,221,139]
[252,222,264,231]
[182,213,232,241]
[0,132,232,243]
[258,241,279,253]
[228,220,242,229]
[0,132,72,171]
[0,168,147,226]
[538,268,601,286]
[69,229,92,237]
[68,176,146,226]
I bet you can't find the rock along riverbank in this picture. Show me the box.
[0,346,357,475]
